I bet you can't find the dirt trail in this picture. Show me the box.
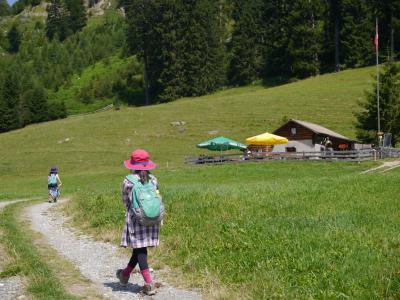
[26,200,202,299]
[361,160,400,174]
[0,200,27,300]
[0,199,24,209]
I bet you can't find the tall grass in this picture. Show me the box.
[0,201,78,299]
[1,64,396,297]
[66,162,400,298]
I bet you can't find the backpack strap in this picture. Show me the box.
[126,174,140,185]
[126,174,157,188]
[126,174,144,209]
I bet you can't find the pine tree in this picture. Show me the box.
[260,0,292,77]
[26,86,49,124]
[31,0,42,6]
[48,101,67,120]
[260,0,326,78]
[340,0,374,68]
[372,0,400,61]
[46,0,59,40]
[0,96,8,132]
[7,24,21,54]
[172,0,225,99]
[0,0,10,16]
[228,0,263,85]
[286,0,326,78]
[356,62,400,145]
[11,1,26,15]
[320,0,342,72]
[0,30,6,50]
[152,1,184,101]
[125,0,161,104]
[126,0,226,102]
[0,72,20,132]
[46,0,71,41]
[65,0,87,34]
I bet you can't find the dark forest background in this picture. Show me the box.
[1,0,399,133]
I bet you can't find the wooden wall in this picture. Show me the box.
[274,121,314,141]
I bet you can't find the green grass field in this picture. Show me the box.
[0,201,78,299]
[2,66,399,298]
[66,162,400,299]
[0,66,375,199]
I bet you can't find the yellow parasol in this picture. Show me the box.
[246,132,288,145]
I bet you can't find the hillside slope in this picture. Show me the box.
[49,55,141,114]
[0,66,375,198]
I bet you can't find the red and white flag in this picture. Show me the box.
[374,21,379,50]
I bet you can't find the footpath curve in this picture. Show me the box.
[362,160,400,174]
[0,200,26,300]
[25,200,201,300]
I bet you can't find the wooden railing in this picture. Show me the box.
[381,148,400,158]
[69,104,114,118]
[185,148,400,165]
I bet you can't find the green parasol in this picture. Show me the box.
[197,136,247,151]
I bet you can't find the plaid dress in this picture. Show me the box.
[120,174,160,248]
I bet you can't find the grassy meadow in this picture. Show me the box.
[0,66,375,199]
[1,66,400,298]
[0,201,78,299]
[66,162,400,299]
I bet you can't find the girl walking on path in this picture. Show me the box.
[116,149,161,296]
[48,166,62,203]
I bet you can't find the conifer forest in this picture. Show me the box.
[0,0,399,133]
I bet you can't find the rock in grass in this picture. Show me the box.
[170,121,186,127]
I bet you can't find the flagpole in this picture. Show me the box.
[375,17,381,143]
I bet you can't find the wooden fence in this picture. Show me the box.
[69,104,114,118]
[185,148,400,165]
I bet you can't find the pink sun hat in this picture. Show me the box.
[124,149,157,170]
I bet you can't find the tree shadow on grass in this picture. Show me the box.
[114,86,149,107]
[261,75,292,88]
[121,90,148,107]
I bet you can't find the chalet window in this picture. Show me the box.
[286,147,296,152]
[291,127,296,135]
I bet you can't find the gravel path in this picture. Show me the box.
[362,160,400,174]
[0,200,27,300]
[0,278,26,300]
[0,199,23,209]
[26,201,202,299]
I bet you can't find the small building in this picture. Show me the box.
[272,119,356,152]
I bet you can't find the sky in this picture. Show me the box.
[7,0,17,5]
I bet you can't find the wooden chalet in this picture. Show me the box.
[272,119,356,152]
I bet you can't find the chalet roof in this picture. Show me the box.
[275,119,356,142]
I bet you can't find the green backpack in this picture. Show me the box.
[126,174,164,226]
[48,174,58,187]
